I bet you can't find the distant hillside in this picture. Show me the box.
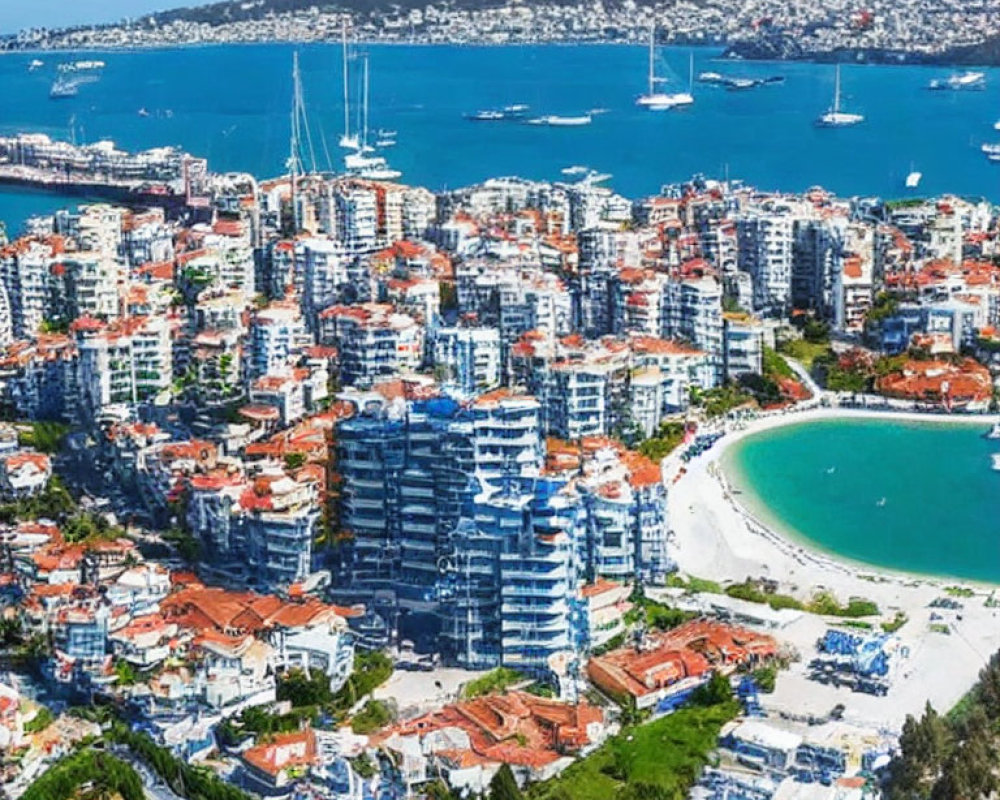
[148,0,582,25]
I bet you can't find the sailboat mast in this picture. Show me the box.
[362,55,370,150]
[290,52,300,233]
[688,51,694,93]
[834,64,841,114]
[341,20,350,141]
[648,25,655,96]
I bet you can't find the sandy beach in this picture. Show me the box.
[668,405,1000,730]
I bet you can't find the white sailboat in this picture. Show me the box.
[815,64,864,127]
[344,56,401,180]
[636,26,694,111]
[338,21,359,150]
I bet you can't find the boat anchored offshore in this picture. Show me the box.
[344,55,402,180]
[465,105,529,122]
[992,453,1000,471]
[905,169,922,188]
[816,64,864,127]
[929,71,985,90]
[985,421,1000,439]
[529,114,592,127]
[636,25,694,110]
[49,76,79,99]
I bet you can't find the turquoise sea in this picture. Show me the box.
[723,417,1000,583]
[1,44,1000,231]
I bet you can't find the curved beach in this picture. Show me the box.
[669,406,990,592]
[667,407,1000,728]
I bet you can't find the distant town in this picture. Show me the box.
[0,124,996,800]
[5,0,1000,65]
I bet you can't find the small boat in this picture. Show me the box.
[726,78,758,91]
[28,59,44,72]
[138,108,150,118]
[502,104,530,117]
[928,71,985,90]
[466,109,506,121]
[49,77,78,99]
[905,170,922,189]
[561,165,589,176]
[981,143,1000,155]
[994,120,1000,131]
[375,138,396,148]
[697,71,724,84]
[985,422,1000,439]
[465,105,529,122]
[355,166,402,181]
[376,128,397,137]
[876,497,887,507]
[825,466,836,474]
[992,453,1000,471]
[58,60,105,73]
[989,153,1000,163]
[530,114,593,127]
[587,107,610,115]
[816,64,864,126]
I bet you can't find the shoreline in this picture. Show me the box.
[670,405,998,593]
[668,404,1000,729]
[1,39,999,69]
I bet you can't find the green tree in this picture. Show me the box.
[693,671,732,707]
[489,764,524,800]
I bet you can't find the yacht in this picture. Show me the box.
[992,454,1000,471]
[561,165,589,176]
[356,166,402,181]
[905,168,922,188]
[465,105,529,121]
[338,21,360,150]
[49,77,79,99]
[928,71,985,90]
[28,59,44,72]
[815,64,864,127]
[994,120,1000,131]
[529,114,592,127]
[58,60,105,73]
[466,109,506,121]
[984,421,1000,439]
[981,143,1000,155]
[636,25,694,110]
[502,104,530,118]
[344,55,402,180]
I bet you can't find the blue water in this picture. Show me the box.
[1,44,1000,232]
[724,418,1000,583]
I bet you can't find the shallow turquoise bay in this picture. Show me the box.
[723,418,1000,583]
